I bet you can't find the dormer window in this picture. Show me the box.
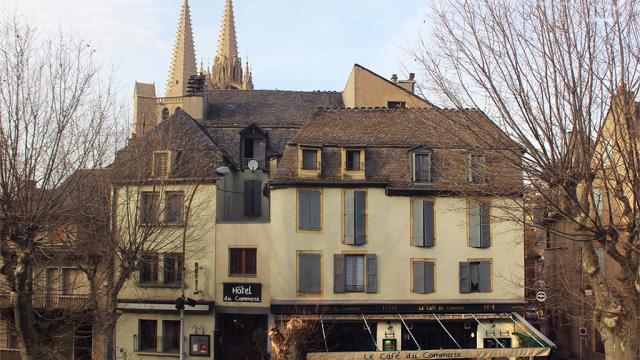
[388,101,406,109]
[241,125,267,169]
[345,149,364,171]
[153,151,171,178]
[299,146,321,177]
[412,150,431,183]
[468,153,486,183]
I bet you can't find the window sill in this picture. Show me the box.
[228,274,257,278]
[137,284,183,289]
[136,351,179,357]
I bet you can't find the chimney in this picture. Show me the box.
[390,74,398,84]
[397,73,416,93]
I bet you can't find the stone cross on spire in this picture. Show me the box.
[209,0,251,89]
[166,0,197,97]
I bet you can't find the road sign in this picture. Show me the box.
[536,291,547,302]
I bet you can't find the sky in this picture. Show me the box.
[4,0,432,95]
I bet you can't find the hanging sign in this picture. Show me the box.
[307,347,552,360]
[223,283,262,303]
[536,291,547,302]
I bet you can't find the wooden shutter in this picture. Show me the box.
[309,254,321,293]
[477,154,486,183]
[344,191,355,244]
[298,191,309,230]
[309,191,321,231]
[480,203,491,248]
[412,262,425,294]
[469,203,481,248]
[244,180,262,217]
[423,201,435,247]
[459,262,471,293]
[412,200,424,247]
[424,262,435,294]
[333,254,345,293]
[365,254,377,293]
[354,191,366,245]
[298,254,309,293]
[478,261,492,292]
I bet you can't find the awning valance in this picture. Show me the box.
[307,347,551,360]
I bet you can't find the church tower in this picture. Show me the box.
[166,0,197,97]
[208,0,253,90]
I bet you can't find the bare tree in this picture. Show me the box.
[414,0,640,358]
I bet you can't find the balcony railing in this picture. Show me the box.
[345,161,365,172]
[242,158,267,170]
[301,161,321,171]
[345,284,365,293]
[0,292,90,312]
[156,96,183,105]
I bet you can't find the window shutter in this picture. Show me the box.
[245,180,262,217]
[478,155,486,183]
[344,191,355,244]
[298,254,309,293]
[334,254,345,293]
[354,191,366,245]
[423,201,435,247]
[469,203,481,248]
[479,262,492,292]
[467,154,473,182]
[309,191,321,231]
[365,254,377,293]
[244,181,253,217]
[480,203,491,248]
[309,254,321,293]
[299,191,310,230]
[413,262,425,294]
[412,200,424,247]
[459,262,471,293]
[424,262,435,294]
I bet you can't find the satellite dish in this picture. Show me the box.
[247,160,259,171]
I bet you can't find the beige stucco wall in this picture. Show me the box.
[115,312,214,360]
[270,187,524,303]
[342,66,433,109]
[215,223,271,311]
[116,183,216,302]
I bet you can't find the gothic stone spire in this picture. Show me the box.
[210,0,247,89]
[166,0,197,97]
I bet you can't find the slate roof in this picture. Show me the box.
[273,108,523,194]
[200,90,344,166]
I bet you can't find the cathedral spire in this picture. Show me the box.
[209,0,251,89]
[166,0,197,97]
[216,0,239,62]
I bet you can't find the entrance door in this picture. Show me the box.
[218,313,268,360]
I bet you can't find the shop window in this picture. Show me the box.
[163,253,183,286]
[468,153,486,183]
[140,192,160,224]
[412,150,431,182]
[469,201,490,248]
[298,253,321,294]
[412,260,435,294]
[333,254,378,294]
[165,192,185,224]
[459,261,491,293]
[229,248,257,276]
[411,199,435,247]
[298,190,321,231]
[244,180,262,217]
[162,320,180,353]
[138,319,157,352]
[343,190,366,244]
[139,253,159,285]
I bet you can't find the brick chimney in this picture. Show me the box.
[397,73,416,93]
[390,74,398,84]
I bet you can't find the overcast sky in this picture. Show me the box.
[5,0,432,95]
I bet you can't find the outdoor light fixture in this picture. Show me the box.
[384,322,395,338]
[215,166,230,175]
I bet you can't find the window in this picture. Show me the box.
[412,199,435,247]
[242,131,266,169]
[301,148,320,170]
[388,101,406,109]
[596,248,606,276]
[412,260,435,294]
[333,254,377,294]
[593,188,603,215]
[165,192,184,224]
[412,151,431,182]
[153,151,170,178]
[161,108,169,121]
[244,180,262,217]
[163,253,183,286]
[298,190,321,231]
[138,319,157,352]
[140,192,160,224]
[468,153,486,183]
[345,149,363,171]
[162,320,180,353]
[469,201,490,248]
[343,190,366,244]
[229,248,257,276]
[62,268,85,295]
[45,268,60,294]
[139,253,159,285]
[298,253,321,294]
[459,261,491,293]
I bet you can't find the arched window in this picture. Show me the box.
[161,108,169,121]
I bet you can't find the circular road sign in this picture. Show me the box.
[536,291,547,302]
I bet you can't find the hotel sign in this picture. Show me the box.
[223,283,262,303]
[307,347,551,360]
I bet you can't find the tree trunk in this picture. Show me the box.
[603,333,637,360]
[92,317,116,360]
[12,251,43,360]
